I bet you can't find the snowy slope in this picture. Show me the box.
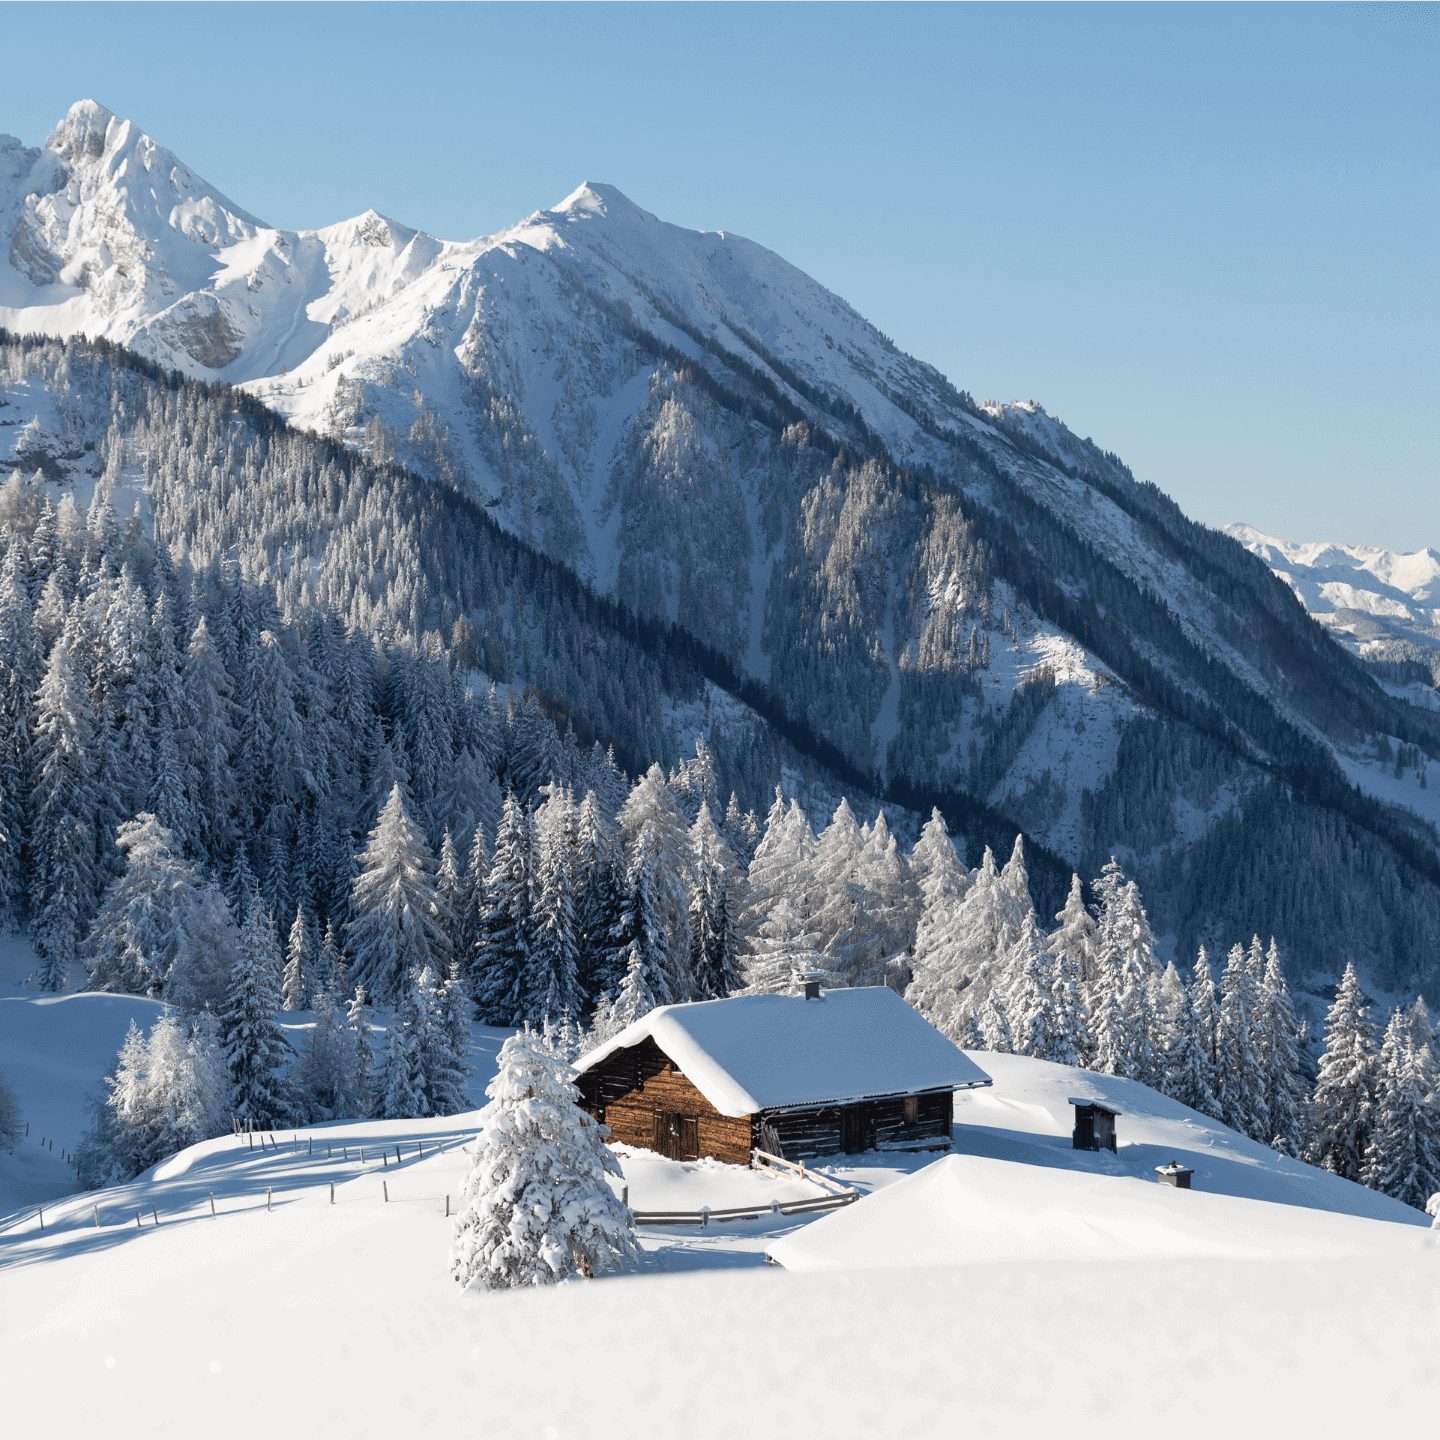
[2,1041,1432,1439]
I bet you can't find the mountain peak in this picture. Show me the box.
[49,98,120,162]
[552,181,652,224]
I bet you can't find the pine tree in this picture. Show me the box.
[1009,916,1068,1062]
[219,900,295,1129]
[347,783,448,1006]
[1051,873,1098,990]
[1256,940,1307,1155]
[1160,964,1220,1117]
[573,791,623,1011]
[301,987,354,1120]
[588,937,661,1046]
[1363,1021,1440,1210]
[85,812,238,1010]
[281,902,317,1011]
[610,823,676,1007]
[524,794,582,1026]
[905,815,970,1036]
[31,630,100,989]
[474,792,533,1024]
[688,803,741,999]
[1216,942,1266,1140]
[377,992,424,1119]
[341,986,374,1117]
[1310,961,1378,1181]
[617,765,693,997]
[1188,947,1222,1103]
[449,1029,639,1290]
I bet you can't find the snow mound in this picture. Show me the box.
[767,1151,1428,1272]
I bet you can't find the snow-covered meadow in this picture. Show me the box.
[4,958,1435,1439]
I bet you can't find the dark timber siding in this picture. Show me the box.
[761,1091,953,1163]
[576,1038,754,1166]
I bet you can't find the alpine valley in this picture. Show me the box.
[3,99,1440,998]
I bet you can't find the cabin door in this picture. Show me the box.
[840,1105,868,1154]
[655,1111,700,1161]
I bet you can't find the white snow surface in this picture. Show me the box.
[3,1005,1436,1438]
[768,1151,1425,1271]
[573,986,992,1117]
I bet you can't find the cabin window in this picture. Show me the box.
[902,1096,919,1128]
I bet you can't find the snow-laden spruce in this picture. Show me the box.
[449,1029,639,1291]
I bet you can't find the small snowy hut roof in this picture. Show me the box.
[574,987,991,1118]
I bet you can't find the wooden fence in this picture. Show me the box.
[629,1150,861,1227]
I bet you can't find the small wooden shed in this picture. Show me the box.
[574,987,992,1166]
[1070,1097,1120,1153]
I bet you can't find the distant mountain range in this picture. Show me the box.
[4,99,1440,993]
[1228,524,1440,687]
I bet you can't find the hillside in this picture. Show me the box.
[4,102,1440,988]
[3,1019,1431,1440]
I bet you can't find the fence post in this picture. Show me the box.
[308,1137,313,1156]
[394,1145,401,1163]
[383,1152,388,1169]
[330,1182,335,1206]
[417,1143,423,1158]
[622,1185,629,1209]
[209,1193,216,1217]
[445,1194,450,1218]
[383,1181,389,1204]
[135,1209,142,1229]
[36,1207,44,1232]
[701,1206,710,1230]
[266,1187,273,1212]
[151,1204,159,1226]
[360,1147,366,1164]
[93,1206,100,1229]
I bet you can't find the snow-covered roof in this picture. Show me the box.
[1069,1096,1121,1115]
[574,987,991,1118]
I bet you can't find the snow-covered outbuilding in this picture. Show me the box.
[574,987,991,1165]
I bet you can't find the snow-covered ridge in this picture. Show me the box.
[1227,522,1440,665]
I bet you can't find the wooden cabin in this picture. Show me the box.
[574,986,992,1166]
[1070,1097,1120,1153]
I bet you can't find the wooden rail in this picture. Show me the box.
[629,1153,861,1226]
[630,1190,858,1226]
[751,1149,857,1197]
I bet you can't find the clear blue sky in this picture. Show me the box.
[6,3,1437,549]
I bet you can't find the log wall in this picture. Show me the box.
[762,1091,952,1163]
[577,1038,754,1167]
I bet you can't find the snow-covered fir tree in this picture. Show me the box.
[1361,1015,1440,1210]
[523,788,582,1026]
[449,1029,639,1290]
[85,812,239,1011]
[687,802,741,1000]
[219,899,295,1129]
[1256,939,1307,1155]
[474,792,532,1025]
[281,902,317,1012]
[347,783,449,1007]
[30,628,100,989]
[1216,942,1267,1141]
[1309,961,1378,1181]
